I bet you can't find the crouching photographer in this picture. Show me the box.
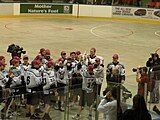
[134,66,149,97]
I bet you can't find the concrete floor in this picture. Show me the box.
[0,16,160,119]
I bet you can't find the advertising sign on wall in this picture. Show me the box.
[20,4,72,14]
[112,6,160,20]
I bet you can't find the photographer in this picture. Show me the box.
[136,67,149,97]
[97,86,127,120]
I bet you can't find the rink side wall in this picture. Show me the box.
[0,3,159,20]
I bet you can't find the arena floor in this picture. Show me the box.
[0,15,160,120]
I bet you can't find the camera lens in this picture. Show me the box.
[132,68,137,72]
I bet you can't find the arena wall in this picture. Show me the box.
[72,4,112,17]
[0,3,14,15]
[0,3,159,20]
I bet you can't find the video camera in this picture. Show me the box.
[132,67,143,72]
[7,44,26,58]
[132,67,147,74]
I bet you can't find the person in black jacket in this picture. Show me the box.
[146,53,160,103]
[122,94,151,120]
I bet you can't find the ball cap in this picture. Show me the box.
[112,54,119,59]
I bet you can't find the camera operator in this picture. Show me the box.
[7,44,26,65]
[146,53,160,69]
[136,67,149,97]
[146,53,160,103]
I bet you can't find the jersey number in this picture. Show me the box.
[27,76,30,85]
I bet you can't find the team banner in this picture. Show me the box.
[112,6,160,20]
[20,4,72,14]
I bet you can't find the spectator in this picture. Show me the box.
[122,94,151,120]
[97,86,127,120]
[136,67,149,97]
[146,53,160,103]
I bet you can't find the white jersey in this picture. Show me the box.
[56,67,68,85]
[0,70,9,88]
[82,70,96,93]
[43,69,57,90]
[94,65,104,84]
[11,76,22,88]
[20,64,31,82]
[10,68,22,88]
[85,55,104,65]
[20,64,30,74]
[26,68,42,89]
[107,62,125,77]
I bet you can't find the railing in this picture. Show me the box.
[0,73,160,119]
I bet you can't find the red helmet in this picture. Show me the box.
[40,48,45,54]
[13,56,20,61]
[11,59,19,65]
[32,60,41,66]
[35,55,43,61]
[88,64,94,71]
[45,49,51,56]
[47,60,54,68]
